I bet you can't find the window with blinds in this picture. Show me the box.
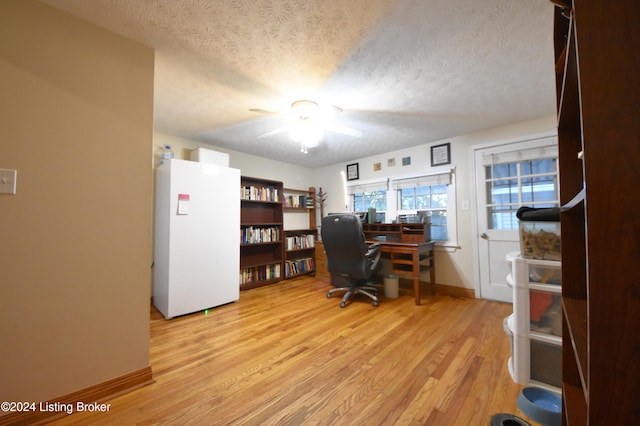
[345,171,457,246]
[347,180,388,220]
[393,171,453,242]
[483,148,559,231]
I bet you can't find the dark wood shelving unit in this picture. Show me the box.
[283,187,317,279]
[240,176,284,290]
[283,228,317,279]
[553,1,640,423]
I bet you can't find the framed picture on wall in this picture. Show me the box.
[346,163,359,180]
[430,143,451,167]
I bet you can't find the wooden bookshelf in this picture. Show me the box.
[283,229,317,279]
[283,187,317,279]
[240,176,284,290]
[552,1,640,423]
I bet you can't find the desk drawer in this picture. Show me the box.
[390,250,413,274]
[401,234,428,243]
[379,248,414,275]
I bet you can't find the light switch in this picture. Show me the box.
[0,168,17,194]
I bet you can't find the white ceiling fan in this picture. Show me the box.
[250,100,363,153]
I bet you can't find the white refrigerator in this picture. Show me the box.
[154,159,240,319]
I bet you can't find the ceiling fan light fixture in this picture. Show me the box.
[291,100,321,122]
[252,99,361,148]
[289,124,323,147]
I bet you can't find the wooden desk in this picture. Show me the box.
[314,241,329,281]
[369,239,436,305]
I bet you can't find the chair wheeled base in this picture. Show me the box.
[327,284,380,308]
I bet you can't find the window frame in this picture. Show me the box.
[392,170,457,247]
[397,185,449,240]
[346,178,389,220]
[344,171,457,248]
[485,157,559,231]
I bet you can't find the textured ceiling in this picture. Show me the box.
[42,0,557,168]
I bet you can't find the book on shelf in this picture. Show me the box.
[285,258,315,277]
[241,226,280,244]
[241,185,280,202]
[284,194,309,208]
[239,263,281,285]
[285,234,315,250]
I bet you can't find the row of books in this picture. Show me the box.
[285,258,315,277]
[241,185,280,202]
[241,226,280,244]
[284,194,313,208]
[239,263,281,285]
[285,234,315,251]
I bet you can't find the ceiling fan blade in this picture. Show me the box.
[249,108,281,116]
[257,126,289,139]
[324,123,363,138]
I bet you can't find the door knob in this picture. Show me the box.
[480,233,489,240]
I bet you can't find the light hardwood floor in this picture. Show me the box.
[51,277,539,425]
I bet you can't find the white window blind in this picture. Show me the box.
[481,145,558,166]
[347,179,388,195]
[391,170,452,190]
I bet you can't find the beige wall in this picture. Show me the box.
[0,0,154,403]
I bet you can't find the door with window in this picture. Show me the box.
[474,136,558,302]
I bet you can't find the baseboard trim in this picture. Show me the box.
[434,283,475,299]
[321,276,476,299]
[397,278,476,299]
[0,366,154,426]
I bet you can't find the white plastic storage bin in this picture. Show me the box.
[529,289,562,337]
[519,220,561,261]
[504,252,562,392]
[530,338,562,388]
[504,314,562,392]
[516,207,561,261]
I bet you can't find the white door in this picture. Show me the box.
[473,135,558,302]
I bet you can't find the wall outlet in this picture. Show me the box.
[0,168,17,194]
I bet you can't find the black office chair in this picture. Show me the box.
[321,214,382,307]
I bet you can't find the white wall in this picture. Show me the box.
[154,114,556,293]
[153,132,315,230]
[312,115,557,291]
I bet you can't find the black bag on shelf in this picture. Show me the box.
[516,207,561,222]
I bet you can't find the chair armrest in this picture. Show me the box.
[366,243,382,271]
[366,242,382,254]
